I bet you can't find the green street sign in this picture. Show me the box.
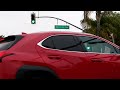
[55,25,69,29]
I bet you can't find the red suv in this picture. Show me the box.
[0,31,120,79]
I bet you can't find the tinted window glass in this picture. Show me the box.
[115,48,120,54]
[52,35,82,51]
[79,36,118,54]
[42,37,54,49]
[0,35,23,51]
[42,35,83,52]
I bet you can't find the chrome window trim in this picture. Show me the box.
[37,34,86,54]
[37,34,120,55]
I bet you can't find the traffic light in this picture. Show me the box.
[31,13,36,24]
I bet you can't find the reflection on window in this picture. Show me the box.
[42,35,83,52]
[79,36,117,54]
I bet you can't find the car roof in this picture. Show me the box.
[17,31,119,49]
[24,31,95,37]
[49,31,93,35]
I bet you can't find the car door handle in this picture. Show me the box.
[91,59,103,62]
[48,55,61,60]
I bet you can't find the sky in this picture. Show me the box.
[0,11,119,36]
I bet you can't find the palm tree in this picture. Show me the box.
[83,11,91,22]
[82,11,112,36]
[96,11,113,36]
[81,11,91,32]
[102,11,113,16]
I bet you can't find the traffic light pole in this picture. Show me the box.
[35,16,84,31]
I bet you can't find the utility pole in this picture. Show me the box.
[38,11,39,18]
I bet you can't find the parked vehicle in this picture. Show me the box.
[0,31,120,79]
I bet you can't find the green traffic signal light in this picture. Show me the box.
[31,20,36,24]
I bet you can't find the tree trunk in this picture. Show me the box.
[83,11,89,32]
[96,11,101,36]
[83,11,87,32]
[84,11,87,22]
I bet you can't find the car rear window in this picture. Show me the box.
[0,35,23,51]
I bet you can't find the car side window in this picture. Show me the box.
[42,35,83,52]
[42,37,55,49]
[78,36,118,54]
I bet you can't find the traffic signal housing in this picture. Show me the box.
[31,13,36,24]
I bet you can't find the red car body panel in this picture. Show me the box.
[0,31,120,79]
